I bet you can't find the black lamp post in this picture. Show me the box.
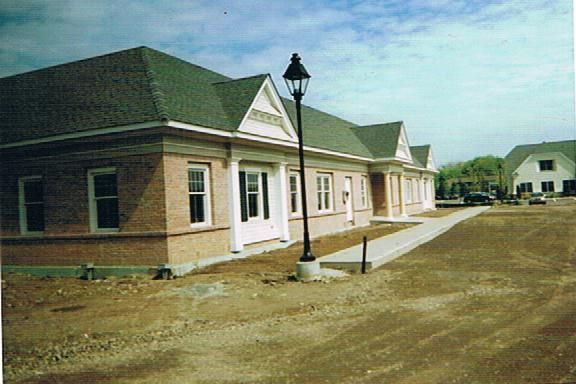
[283,53,315,262]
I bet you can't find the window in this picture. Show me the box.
[289,172,300,214]
[88,168,119,231]
[360,175,368,208]
[563,179,576,195]
[413,179,419,202]
[541,181,554,193]
[189,164,210,225]
[19,176,44,234]
[239,171,270,222]
[247,172,260,218]
[518,182,533,193]
[405,179,413,203]
[539,160,554,171]
[317,173,333,211]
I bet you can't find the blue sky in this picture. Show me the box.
[1,0,574,165]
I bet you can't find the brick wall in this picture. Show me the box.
[1,149,170,266]
[162,152,229,233]
[162,152,231,264]
[1,235,167,266]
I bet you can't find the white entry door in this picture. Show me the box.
[344,177,354,222]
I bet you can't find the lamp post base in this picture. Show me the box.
[295,260,321,282]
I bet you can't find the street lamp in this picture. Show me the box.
[283,53,315,263]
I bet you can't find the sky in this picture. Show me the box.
[1,0,575,165]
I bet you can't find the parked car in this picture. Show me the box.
[528,192,546,205]
[463,192,495,204]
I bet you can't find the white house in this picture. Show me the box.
[505,140,576,196]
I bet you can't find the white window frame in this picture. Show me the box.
[246,171,262,220]
[188,164,211,227]
[289,171,301,215]
[360,175,369,208]
[88,167,119,233]
[18,176,44,235]
[413,179,420,202]
[317,173,333,212]
[405,179,413,204]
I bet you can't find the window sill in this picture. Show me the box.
[91,228,120,234]
[20,231,44,236]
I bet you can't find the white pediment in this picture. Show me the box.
[253,89,282,116]
[395,124,413,163]
[426,148,438,171]
[238,77,298,142]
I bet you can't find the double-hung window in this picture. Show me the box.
[518,182,533,193]
[317,173,333,212]
[189,164,211,226]
[246,172,260,218]
[360,175,368,208]
[289,172,300,215]
[88,168,119,232]
[239,171,270,222]
[405,179,413,203]
[19,176,44,234]
[541,181,554,193]
[539,160,554,171]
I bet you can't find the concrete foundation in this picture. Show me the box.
[295,260,321,282]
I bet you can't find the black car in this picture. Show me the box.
[463,192,495,204]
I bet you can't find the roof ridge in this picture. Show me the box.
[213,73,268,85]
[140,48,169,121]
[351,121,403,129]
[515,139,576,148]
[1,46,149,80]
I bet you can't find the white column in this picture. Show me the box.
[419,175,426,209]
[228,157,243,252]
[429,178,436,210]
[384,172,393,219]
[398,173,407,217]
[275,162,290,242]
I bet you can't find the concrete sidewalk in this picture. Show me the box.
[319,206,490,272]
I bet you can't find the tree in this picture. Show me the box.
[436,155,505,196]
[437,174,447,199]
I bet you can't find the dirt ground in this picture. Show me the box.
[3,200,576,383]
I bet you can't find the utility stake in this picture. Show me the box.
[361,236,367,274]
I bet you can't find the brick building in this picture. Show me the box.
[0,47,437,275]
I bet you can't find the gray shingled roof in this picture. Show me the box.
[1,47,433,164]
[505,140,576,173]
[410,145,431,168]
[1,47,161,143]
[281,100,373,158]
[350,122,403,159]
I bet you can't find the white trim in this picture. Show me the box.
[228,158,243,252]
[237,76,298,141]
[18,175,44,235]
[87,167,119,233]
[1,121,164,149]
[289,171,301,216]
[188,163,212,228]
[360,175,369,209]
[276,163,290,241]
[245,171,263,221]
[316,173,334,213]
[344,176,354,222]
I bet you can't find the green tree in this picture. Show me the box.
[437,155,505,195]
